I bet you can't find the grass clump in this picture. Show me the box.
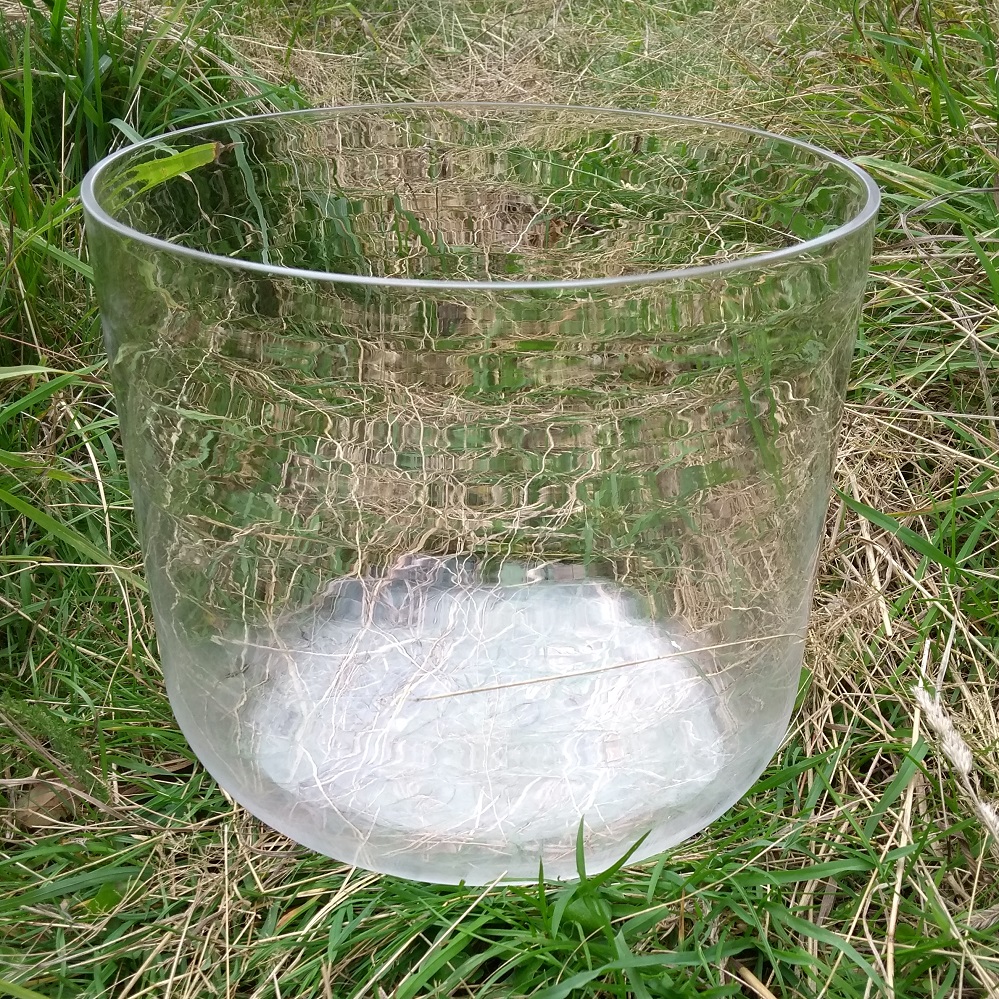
[2,0,999,996]
[0,0,304,363]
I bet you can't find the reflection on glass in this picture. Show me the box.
[83,105,877,883]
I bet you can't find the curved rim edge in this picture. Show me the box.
[80,102,881,292]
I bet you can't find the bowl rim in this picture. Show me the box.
[80,102,881,292]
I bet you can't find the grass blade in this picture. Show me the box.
[0,483,145,590]
[0,365,64,380]
[836,488,962,572]
[0,979,53,999]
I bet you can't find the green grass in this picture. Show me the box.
[2,0,999,995]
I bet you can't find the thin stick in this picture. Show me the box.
[730,959,779,999]
[413,632,804,701]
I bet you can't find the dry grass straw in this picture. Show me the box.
[800,381,999,976]
[227,0,828,122]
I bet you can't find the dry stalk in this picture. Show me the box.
[912,684,999,844]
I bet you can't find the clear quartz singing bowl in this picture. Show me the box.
[82,104,878,884]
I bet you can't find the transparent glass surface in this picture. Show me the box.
[82,104,878,883]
